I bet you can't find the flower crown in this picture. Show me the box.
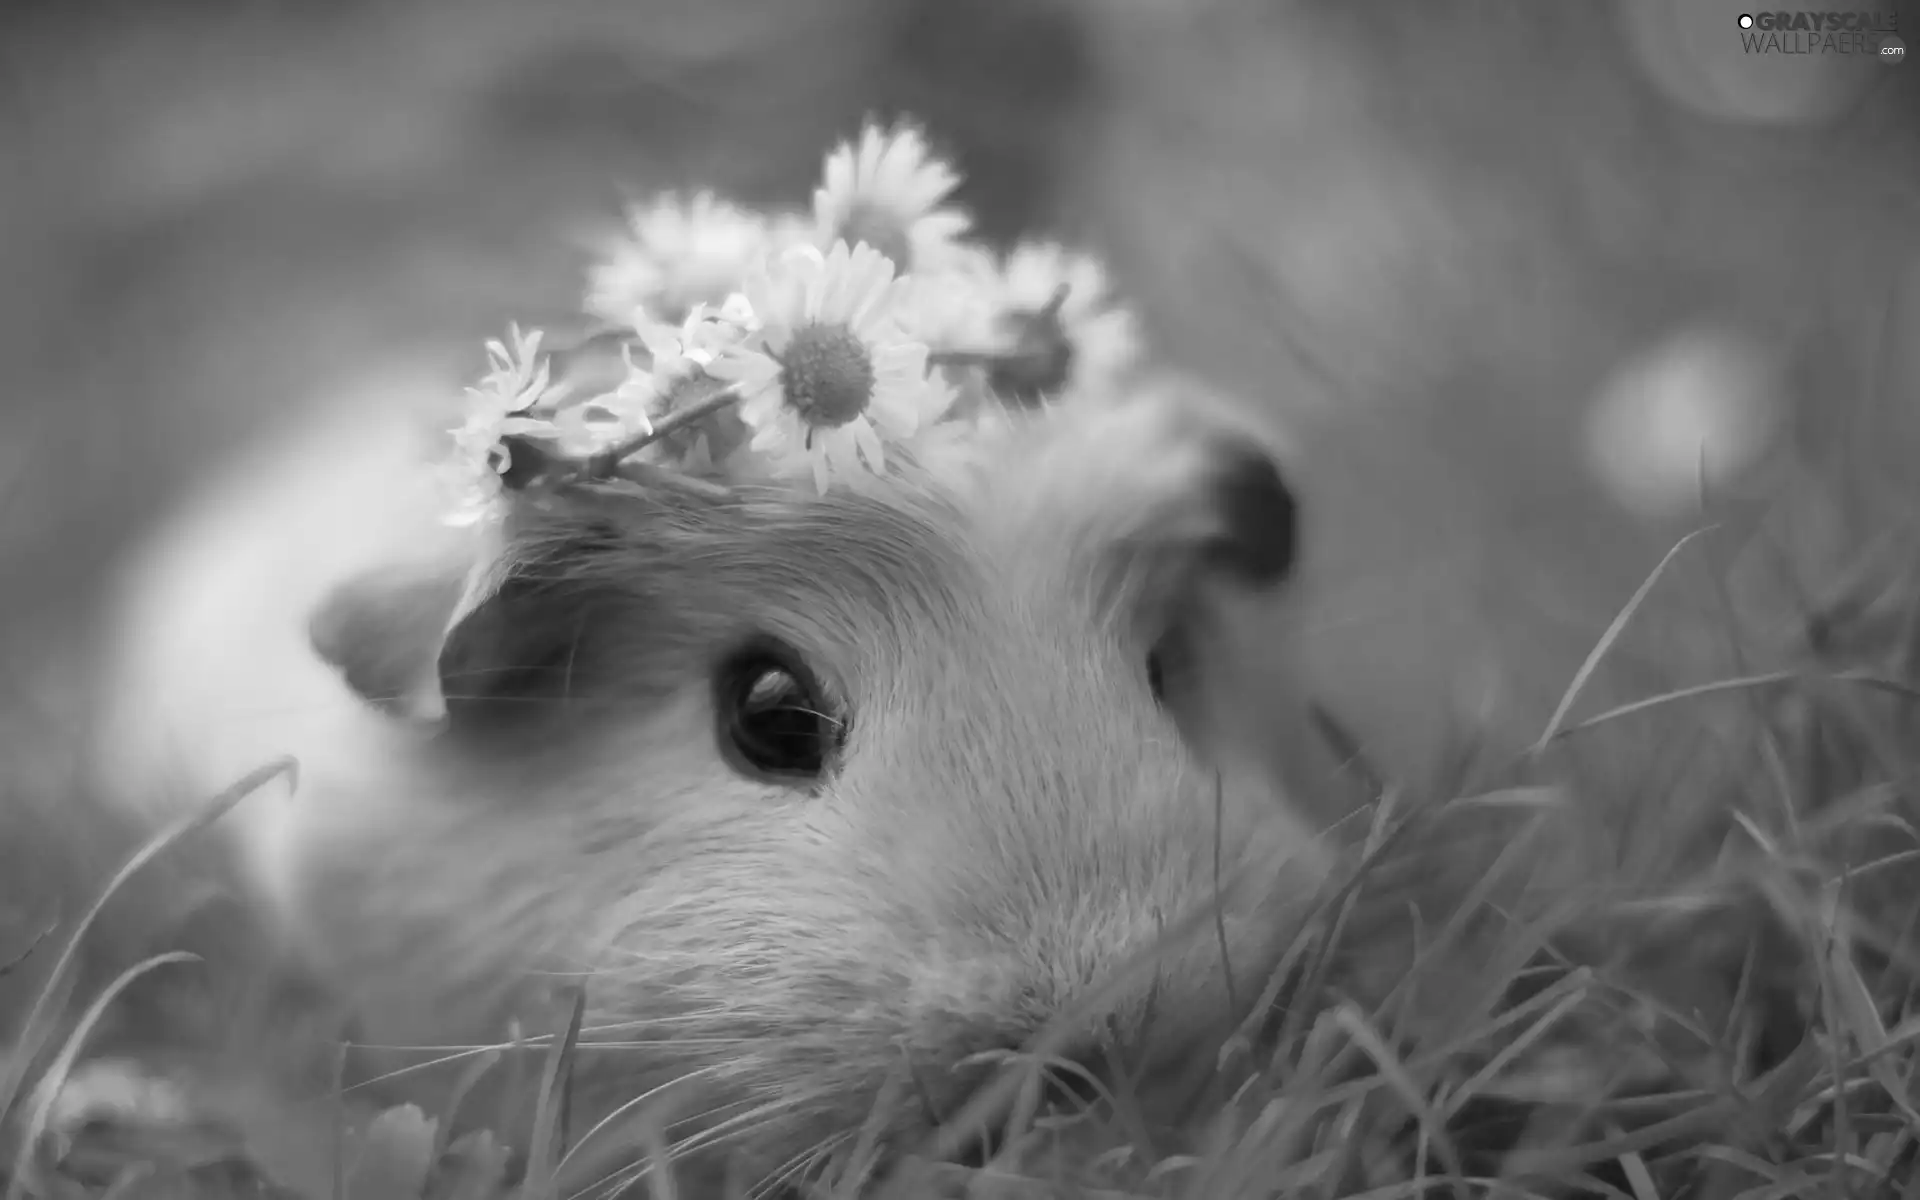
[439,122,1144,527]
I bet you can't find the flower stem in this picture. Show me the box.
[586,382,742,478]
[926,282,1072,374]
[928,349,1000,370]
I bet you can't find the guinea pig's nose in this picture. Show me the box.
[1201,435,1298,587]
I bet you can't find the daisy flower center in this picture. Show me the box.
[778,322,877,429]
[837,202,914,271]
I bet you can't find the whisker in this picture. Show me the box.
[753,1129,854,1200]
[576,1039,769,1051]
[553,1064,734,1186]
[649,1094,823,1161]
[575,1092,828,1200]
[348,1013,733,1055]
[336,1045,511,1094]
[336,1020,752,1098]
[789,704,845,730]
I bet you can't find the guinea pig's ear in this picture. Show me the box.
[1051,379,1301,593]
[307,514,629,733]
[1080,389,1344,813]
[1183,434,1299,589]
[430,516,638,736]
[308,558,469,724]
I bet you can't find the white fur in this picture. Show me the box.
[91,381,1332,1185]
[91,366,482,930]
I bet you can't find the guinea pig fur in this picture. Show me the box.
[89,382,1333,1186]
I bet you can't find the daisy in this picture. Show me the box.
[550,345,655,464]
[708,240,951,493]
[585,192,773,327]
[884,243,1004,426]
[440,324,563,526]
[663,293,759,373]
[599,300,759,470]
[984,241,1144,404]
[893,242,1000,349]
[766,210,820,257]
[812,124,971,274]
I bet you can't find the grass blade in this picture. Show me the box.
[6,950,201,1200]
[518,986,586,1200]
[1532,526,1716,757]
[0,757,296,1121]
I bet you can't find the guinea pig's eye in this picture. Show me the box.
[715,646,843,783]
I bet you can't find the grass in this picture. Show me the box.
[4,437,1920,1200]
[6,519,1920,1200]
[2,0,1913,1193]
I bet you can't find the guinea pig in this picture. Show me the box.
[88,376,1333,1189]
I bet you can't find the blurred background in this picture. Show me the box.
[2,0,1919,890]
